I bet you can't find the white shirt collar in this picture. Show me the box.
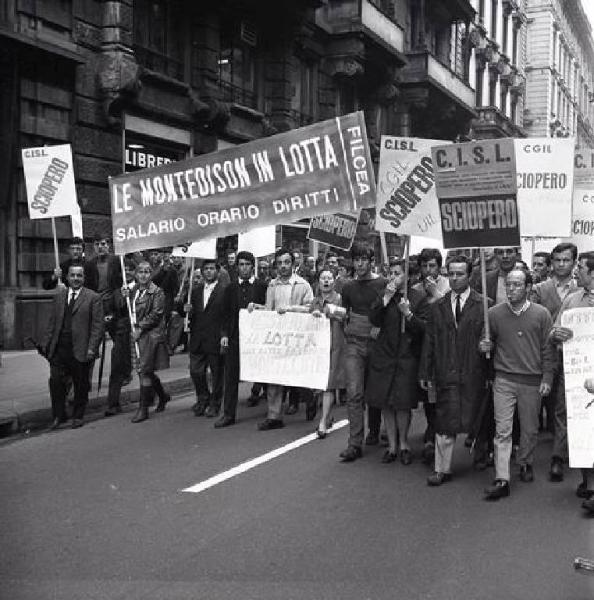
[507,299,530,316]
[451,287,471,303]
[239,276,256,284]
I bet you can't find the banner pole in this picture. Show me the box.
[530,236,536,267]
[480,248,490,359]
[120,255,140,359]
[51,217,62,285]
[380,232,388,265]
[184,257,195,332]
[401,235,410,333]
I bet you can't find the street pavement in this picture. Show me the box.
[1,388,593,600]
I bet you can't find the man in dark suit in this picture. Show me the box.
[184,259,226,417]
[42,237,99,292]
[41,264,104,429]
[216,251,268,428]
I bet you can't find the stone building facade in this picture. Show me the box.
[0,0,582,349]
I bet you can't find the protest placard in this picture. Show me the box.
[571,148,594,244]
[561,307,594,469]
[238,225,276,257]
[172,239,217,258]
[514,138,574,237]
[431,139,519,249]
[376,136,448,240]
[22,144,79,220]
[239,309,330,390]
[307,212,359,250]
[109,111,376,255]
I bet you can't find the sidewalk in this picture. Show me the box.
[0,343,194,433]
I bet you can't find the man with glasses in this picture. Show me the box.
[479,269,555,500]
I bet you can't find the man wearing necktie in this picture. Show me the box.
[419,255,492,486]
[41,264,104,429]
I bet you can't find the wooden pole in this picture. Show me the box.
[51,217,62,285]
[401,235,410,333]
[480,248,490,359]
[184,257,195,332]
[120,255,140,359]
[380,232,389,265]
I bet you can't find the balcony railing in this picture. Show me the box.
[218,80,257,110]
[134,45,184,82]
[401,51,475,110]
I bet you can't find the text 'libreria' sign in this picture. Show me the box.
[239,309,330,390]
[431,139,519,249]
[376,136,448,240]
[109,112,376,254]
[572,148,594,242]
[307,212,359,250]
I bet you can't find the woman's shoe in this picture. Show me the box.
[400,449,413,465]
[316,428,327,439]
[154,393,171,413]
[325,416,334,430]
[381,450,397,463]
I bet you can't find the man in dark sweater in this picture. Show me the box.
[338,242,386,462]
[480,269,555,500]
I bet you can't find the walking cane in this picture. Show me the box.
[95,333,107,400]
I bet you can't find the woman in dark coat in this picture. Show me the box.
[123,260,170,423]
[365,259,429,464]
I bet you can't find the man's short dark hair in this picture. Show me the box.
[447,255,473,275]
[275,247,294,263]
[236,251,255,266]
[418,248,443,268]
[67,263,85,274]
[326,251,338,259]
[94,235,111,243]
[389,258,405,270]
[350,241,374,261]
[578,251,594,273]
[69,237,84,246]
[533,251,551,266]
[201,258,219,270]
[507,268,533,286]
[552,242,578,261]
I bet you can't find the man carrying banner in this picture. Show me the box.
[419,255,490,485]
[548,251,594,489]
[479,269,555,500]
[257,247,313,431]
[41,264,104,429]
[217,251,268,428]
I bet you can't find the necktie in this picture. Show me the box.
[69,291,77,309]
[455,294,461,326]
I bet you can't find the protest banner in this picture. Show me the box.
[431,138,519,249]
[239,309,330,390]
[238,225,276,257]
[109,111,376,255]
[172,239,217,259]
[307,212,359,251]
[561,307,594,469]
[571,148,594,244]
[514,138,574,237]
[22,144,79,220]
[376,136,448,241]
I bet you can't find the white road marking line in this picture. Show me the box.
[181,419,349,494]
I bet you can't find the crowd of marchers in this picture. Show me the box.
[38,234,594,512]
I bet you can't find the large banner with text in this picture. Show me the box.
[239,310,330,390]
[109,112,376,255]
[572,148,594,244]
[432,138,520,249]
[375,136,448,241]
[561,307,594,469]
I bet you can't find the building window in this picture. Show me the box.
[489,69,498,106]
[512,25,519,65]
[291,58,317,126]
[502,14,509,56]
[490,0,498,41]
[337,83,359,116]
[218,23,259,109]
[134,0,183,81]
[478,0,485,25]
[475,63,485,106]
[511,96,517,124]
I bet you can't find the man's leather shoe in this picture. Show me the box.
[193,404,206,417]
[365,433,379,446]
[339,446,362,462]
[400,449,413,465]
[257,418,284,431]
[422,442,435,464]
[246,394,260,407]
[577,482,594,499]
[204,406,219,418]
[49,418,62,430]
[549,457,564,482]
[582,497,594,513]
[104,406,122,417]
[214,415,235,428]
[381,451,397,463]
[519,464,534,482]
[427,472,452,486]
[484,479,510,501]
[71,419,84,429]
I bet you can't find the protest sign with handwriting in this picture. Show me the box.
[109,112,375,255]
[571,148,594,243]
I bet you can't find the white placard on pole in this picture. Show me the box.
[71,205,84,238]
[22,144,79,220]
[238,225,276,257]
[514,138,575,237]
[172,239,217,259]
